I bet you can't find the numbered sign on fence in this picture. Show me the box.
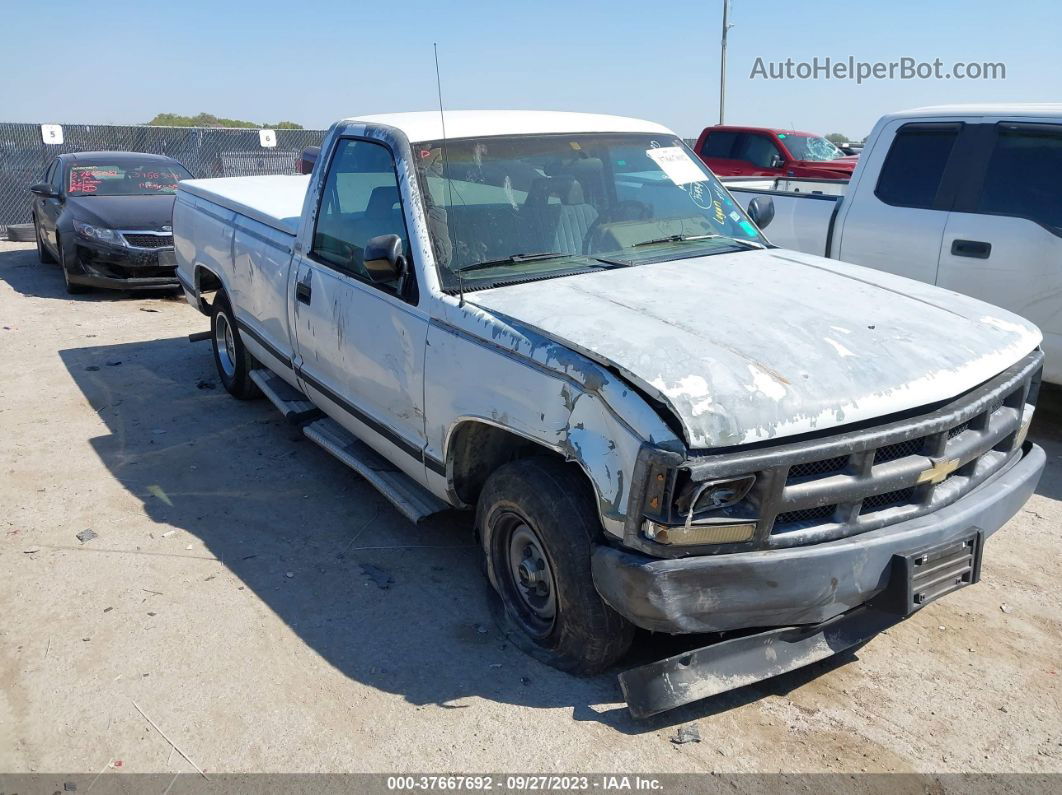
[41,124,64,145]
[259,129,277,148]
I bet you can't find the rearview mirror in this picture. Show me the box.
[363,234,406,283]
[30,182,58,198]
[747,196,775,230]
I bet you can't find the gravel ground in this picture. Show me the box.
[1,239,1060,775]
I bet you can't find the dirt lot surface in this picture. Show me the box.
[1,239,1060,776]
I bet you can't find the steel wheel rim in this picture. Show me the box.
[501,517,557,637]
[214,312,237,378]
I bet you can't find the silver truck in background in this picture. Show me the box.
[723,104,1062,384]
[173,111,1045,717]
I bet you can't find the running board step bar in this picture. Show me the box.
[303,417,450,523]
[249,369,321,424]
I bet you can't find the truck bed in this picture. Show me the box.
[178,175,309,237]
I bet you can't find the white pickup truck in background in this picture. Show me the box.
[724,104,1062,383]
[172,111,1045,717]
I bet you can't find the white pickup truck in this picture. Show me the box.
[173,111,1045,717]
[723,103,1062,384]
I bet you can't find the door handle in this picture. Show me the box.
[950,239,991,259]
[295,278,312,304]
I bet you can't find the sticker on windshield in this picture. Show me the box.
[646,146,706,186]
[684,180,713,210]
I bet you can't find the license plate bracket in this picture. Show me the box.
[871,529,984,617]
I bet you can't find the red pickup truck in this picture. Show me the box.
[694,125,858,179]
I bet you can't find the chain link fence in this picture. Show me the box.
[0,123,327,235]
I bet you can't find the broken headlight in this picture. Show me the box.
[643,473,758,546]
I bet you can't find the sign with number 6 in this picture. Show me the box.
[259,129,277,148]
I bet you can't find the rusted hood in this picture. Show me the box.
[467,249,1042,448]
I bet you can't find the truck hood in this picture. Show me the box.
[467,249,1042,448]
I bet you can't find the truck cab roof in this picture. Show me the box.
[887,103,1062,120]
[340,111,672,144]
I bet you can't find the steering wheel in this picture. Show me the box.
[582,200,652,254]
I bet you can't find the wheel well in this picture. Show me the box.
[449,421,567,506]
[195,266,223,295]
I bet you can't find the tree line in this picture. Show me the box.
[146,112,303,129]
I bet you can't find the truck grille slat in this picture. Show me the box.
[741,352,1041,547]
[788,456,848,479]
[860,486,917,514]
[774,504,836,528]
[873,438,924,464]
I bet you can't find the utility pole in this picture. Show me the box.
[719,0,732,125]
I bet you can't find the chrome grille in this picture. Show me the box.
[122,232,173,249]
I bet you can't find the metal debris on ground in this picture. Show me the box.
[358,562,394,589]
[161,530,177,538]
[76,528,97,543]
[23,546,40,554]
[670,724,702,745]
[1001,603,1013,614]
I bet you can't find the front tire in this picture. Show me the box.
[34,218,56,264]
[477,457,634,674]
[211,293,260,400]
[58,241,88,294]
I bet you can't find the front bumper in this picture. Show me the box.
[65,235,179,290]
[592,441,1044,634]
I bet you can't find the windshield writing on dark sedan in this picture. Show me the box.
[68,163,192,196]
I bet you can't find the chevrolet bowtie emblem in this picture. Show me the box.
[917,457,961,485]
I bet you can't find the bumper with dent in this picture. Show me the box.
[63,234,179,290]
[592,441,1044,634]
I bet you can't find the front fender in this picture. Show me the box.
[427,307,681,537]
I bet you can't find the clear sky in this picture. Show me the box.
[2,0,1059,139]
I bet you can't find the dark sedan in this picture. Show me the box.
[30,152,192,293]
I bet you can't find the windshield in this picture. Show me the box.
[413,133,765,290]
[67,161,192,196]
[778,134,846,162]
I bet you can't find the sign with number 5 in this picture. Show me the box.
[41,124,64,145]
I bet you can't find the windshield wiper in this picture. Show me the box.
[633,234,719,247]
[632,233,763,251]
[455,252,569,274]
[454,252,629,274]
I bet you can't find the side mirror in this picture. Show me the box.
[363,234,406,283]
[769,154,785,169]
[747,196,775,229]
[30,182,58,198]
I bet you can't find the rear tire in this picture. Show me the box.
[477,456,634,674]
[211,293,260,400]
[34,218,56,264]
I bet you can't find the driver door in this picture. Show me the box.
[290,137,430,483]
[37,159,64,249]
